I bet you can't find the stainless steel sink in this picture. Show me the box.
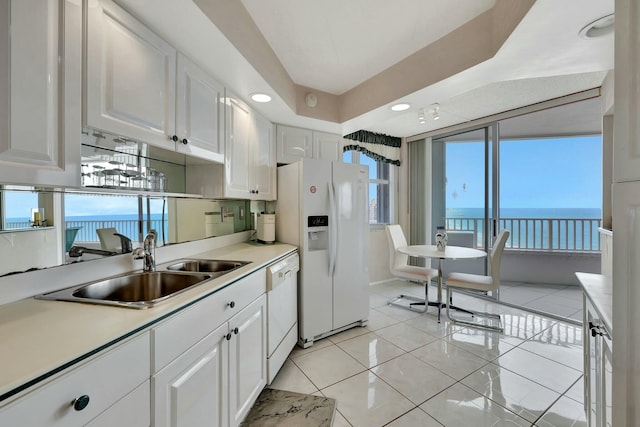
[165,259,251,275]
[36,271,212,309]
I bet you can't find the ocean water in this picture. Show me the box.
[446,207,601,219]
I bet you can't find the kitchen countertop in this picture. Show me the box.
[576,272,612,333]
[0,242,296,403]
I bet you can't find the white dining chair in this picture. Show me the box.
[385,224,438,313]
[445,229,510,332]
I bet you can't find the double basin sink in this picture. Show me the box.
[36,259,251,309]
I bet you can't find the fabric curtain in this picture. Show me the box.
[343,130,401,165]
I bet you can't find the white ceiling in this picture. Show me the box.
[240,0,496,95]
[117,0,614,138]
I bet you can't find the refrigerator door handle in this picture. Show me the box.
[328,182,338,276]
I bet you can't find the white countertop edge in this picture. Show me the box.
[576,272,612,333]
[0,239,296,403]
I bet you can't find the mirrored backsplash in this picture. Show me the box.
[0,187,251,277]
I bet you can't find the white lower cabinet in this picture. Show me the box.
[0,264,274,427]
[153,294,267,427]
[584,297,613,427]
[0,332,150,426]
[228,294,267,427]
[153,323,228,427]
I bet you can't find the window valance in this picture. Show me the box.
[343,130,401,166]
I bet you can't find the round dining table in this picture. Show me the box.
[397,244,487,321]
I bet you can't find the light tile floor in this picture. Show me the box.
[269,280,587,427]
[499,281,583,322]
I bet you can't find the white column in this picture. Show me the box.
[613,0,640,425]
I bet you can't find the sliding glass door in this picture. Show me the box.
[432,124,499,291]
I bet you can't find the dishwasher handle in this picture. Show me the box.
[267,254,299,292]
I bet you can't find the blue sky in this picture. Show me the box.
[445,135,602,209]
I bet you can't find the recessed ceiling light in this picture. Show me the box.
[391,103,410,112]
[250,93,272,103]
[579,14,614,39]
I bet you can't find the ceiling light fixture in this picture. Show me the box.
[305,92,318,108]
[432,103,440,120]
[391,103,410,112]
[579,13,614,39]
[417,108,426,124]
[250,93,272,103]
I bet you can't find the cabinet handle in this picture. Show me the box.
[233,327,239,335]
[72,395,90,411]
[226,333,232,341]
[181,138,188,145]
[170,135,178,142]
[227,301,236,309]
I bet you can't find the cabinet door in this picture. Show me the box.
[0,0,81,187]
[175,54,224,163]
[313,131,343,162]
[252,113,276,200]
[228,294,267,427]
[85,0,176,151]
[153,323,228,427]
[585,304,598,427]
[86,381,150,427]
[224,94,252,198]
[601,332,613,427]
[276,125,313,164]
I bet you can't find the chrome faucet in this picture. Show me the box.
[133,229,157,272]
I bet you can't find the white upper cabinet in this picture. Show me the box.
[85,0,176,151]
[175,53,224,163]
[0,0,81,187]
[253,112,276,200]
[313,131,344,161]
[224,95,253,198]
[222,92,276,200]
[276,125,343,164]
[85,0,225,163]
[276,125,313,164]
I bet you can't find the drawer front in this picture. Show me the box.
[152,269,266,373]
[0,332,150,426]
[86,380,150,427]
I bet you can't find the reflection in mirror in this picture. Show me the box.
[0,187,252,276]
[1,189,51,230]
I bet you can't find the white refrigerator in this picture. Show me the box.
[276,158,369,348]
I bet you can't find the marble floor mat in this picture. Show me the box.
[241,388,336,427]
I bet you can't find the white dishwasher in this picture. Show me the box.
[266,252,299,383]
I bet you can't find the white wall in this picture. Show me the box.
[501,250,600,285]
[368,228,393,284]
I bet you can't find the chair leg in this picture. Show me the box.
[445,287,503,332]
[387,280,428,313]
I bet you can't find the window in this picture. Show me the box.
[343,151,395,225]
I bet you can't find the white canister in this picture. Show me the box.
[435,226,447,251]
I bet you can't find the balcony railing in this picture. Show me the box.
[445,217,602,252]
[5,219,167,245]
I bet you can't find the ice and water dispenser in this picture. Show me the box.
[307,215,329,251]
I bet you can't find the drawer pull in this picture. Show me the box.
[233,327,239,335]
[227,301,236,309]
[72,395,90,411]
[226,333,232,341]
